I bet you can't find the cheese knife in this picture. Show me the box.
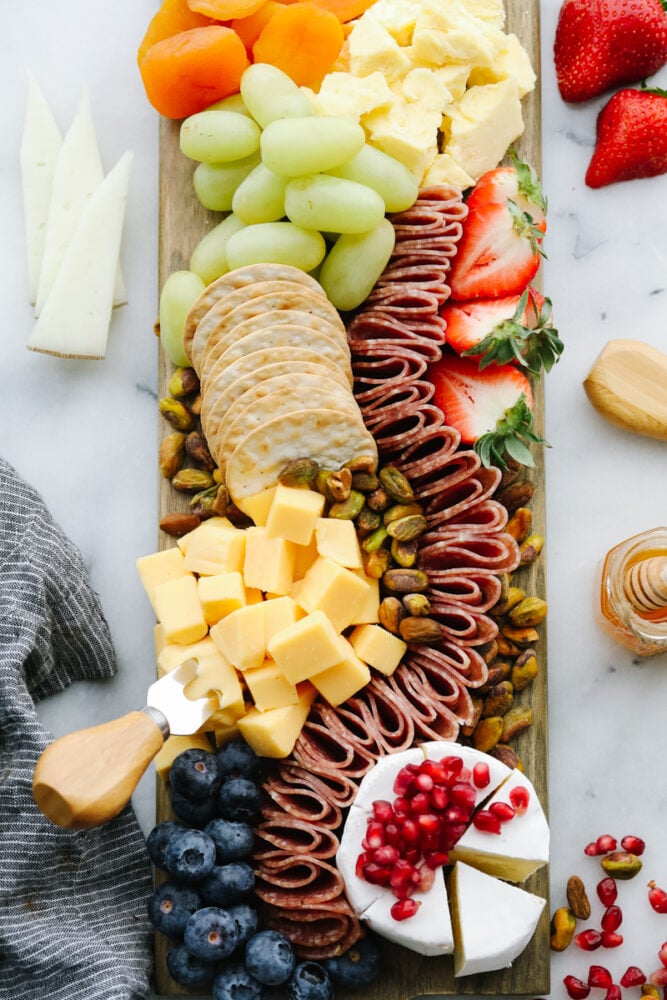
[32,659,217,829]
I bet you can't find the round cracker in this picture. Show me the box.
[213,377,359,470]
[191,283,344,373]
[200,308,348,385]
[182,263,324,362]
[226,408,378,501]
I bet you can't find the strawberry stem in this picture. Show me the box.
[474,395,548,469]
[462,290,563,376]
[509,148,548,215]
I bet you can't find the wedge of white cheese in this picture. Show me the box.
[28,151,133,359]
[450,861,545,977]
[363,864,454,957]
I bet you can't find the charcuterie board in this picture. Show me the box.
[154,0,549,994]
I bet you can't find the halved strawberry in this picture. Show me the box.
[448,200,545,301]
[442,288,562,376]
[428,354,546,468]
[465,151,547,226]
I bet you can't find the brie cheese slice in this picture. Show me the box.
[363,864,454,956]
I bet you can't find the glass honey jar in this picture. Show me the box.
[597,527,667,657]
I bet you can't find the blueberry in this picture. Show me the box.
[216,738,261,783]
[147,881,200,937]
[217,777,261,823]
[170,748,223,803]
[166,943,216,987]
[212,961,269,1000]
[171,789,217,827]
[184,906,239,961]
[245,929,296,986]
[205,818,255,861]
[200,862,255,907]
[227,901,259,947]
[324,935,382,987]
[287,961,334,1000]
[146,821,186,869]
[164,828,216,883]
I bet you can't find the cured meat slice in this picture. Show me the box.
[267,901,362,958]
[254,818,340,863]
[255,857,344,905]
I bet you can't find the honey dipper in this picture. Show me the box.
[622,556,667,616]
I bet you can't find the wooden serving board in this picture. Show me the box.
[154,0,549,993]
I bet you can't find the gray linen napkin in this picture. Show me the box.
[0,458,153,1000]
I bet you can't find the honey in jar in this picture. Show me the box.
[597,527,667,657]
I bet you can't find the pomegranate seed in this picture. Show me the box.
[403,847,420,864]
[601,931,623,949]
[401,819,419,844]
[648,882,667,913]
[416,813,440,837]
[417,864,435,892]
[372,800,393,823]
[575,930,602,951]
[621,834,645,855]
[441,823,467,850]
[393,796,409,816]
[650,968,667,988]
[419,759,447,783]
[585,842,600,856]
[601,905,622,931]
[355,853,366,879]
[414,772,434,793]
[604,986,621,1000]
[472,809,502,834]
[384,822,401,847]
[424,850,449,869]
[393,765,418,795]
[390,859,417,894]
[509,785,530,814]
[444,804,473,826]
[439,755,464,781]
[588,965,613,989]
[391,898,420,921]
[620,966,646,988]
[597,878,618,906]
[472,761,490,788]
[658,942,667,968]
[450,783,477,809]
[596,835,618,854]
[362,861,391,885]
[431,786,449,810]
[364,821,385,850]
[372,845,399,866]
[489,801,516,823]
[409,792,432,814]
[563,975,591,999]
[459,766,472,782]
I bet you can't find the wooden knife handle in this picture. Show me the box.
[32,710,165,829]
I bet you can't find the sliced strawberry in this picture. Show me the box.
[585,86,667,188]
[428,355,545,468]
[448,200,545,301]
[465,151,547,226]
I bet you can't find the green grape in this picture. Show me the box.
[225,222,326,273]
[190,214,247,285]
[240,64,315,128]
[180,110,261,163]
[328,144,419,212]
[207,93,252,116]
[260,116,366,176]
[319,218,396,311]
[159,270,205,366]
[284,175,385,234]
[192,153,260,212]
[232,164,288,225]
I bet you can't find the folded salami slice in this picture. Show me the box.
[267,900,362,959]
[255,857,344,905]
[254,818,339,864]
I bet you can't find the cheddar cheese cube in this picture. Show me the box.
[349,572,380,625]
[265,484,326,546]
[154,623,167,659]
[237,683,317,757]
[243,526,296,595]
[197,571,247,625]
[349,623,407,676]
[183,521,246,576]
[210,715,243,747]
[296,556,372,632]
[210,602,266,671]
[244,659,299,712]
[155,733,213,781]
[314,517,362,569]
[245,587,264,605]
[137,547,190,616]
[293,536,319,581]
[185,648,245,715]
[177,516,234,554]
[263,595,301,646]
[157,636,220,677]
[310,636,371,706]
[267,609,343,684]
[153,574,208,645]
[236,486,277,526]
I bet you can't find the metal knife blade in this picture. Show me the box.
[143,658,218,736]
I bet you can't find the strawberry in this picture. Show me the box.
[554,0,667,103]
[448,200,545,302]
[442,287,562,376]
[428,355,546,468]
[465,150,547,226]
[585,86,667,188]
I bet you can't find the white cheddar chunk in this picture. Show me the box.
[265,484,326,546]
[210,602,266,671]
[314,518,362,569]
[153,574,208,645]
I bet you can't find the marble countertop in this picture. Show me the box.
[2,1,667,997]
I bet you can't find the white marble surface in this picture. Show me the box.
[2,1,667,997]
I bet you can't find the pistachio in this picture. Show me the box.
[190,393,203,416]
[511,649,539,691]
[550,907,576,952]
[362,526,389,553]
[496,634,522,658]
[171,468,216,493]
[190,483,229,518]
[378,596,405,634]
[386,514,427,542]
[509,596,548,628]
[225,502,253,528]
[506,506,533,544]
[328,490,365,520]
[212,468,225,485]
[159,512,201,538]
[398,616,441,644]
[480,680,514,717]
[478,639,499,665]
[390,537,419,568]
[355,506,382,536]
[159,432,186,479]
[496,478,535,515]
[379,465,414,503]
[363,548,391,580]
[493,585,526,617]
[351,471,380,493]
[642,986,661,1000]
[600,851,643,880]
[158,396,196,432]
[480,660,512,692]
[460,695,484,737]
[492,573,511,615]
[501,623,540,647]
[185,431,216,471]
[472,716,504,752]
[343,454,377,475]
[500,705,533,742]
[566,875,591,921]
[168,367,200,398]
[279,458,319,489]
[326,467,353,503]
[383,502,423,525]
[382,568,429,594]
[314,469,333,495]
[402,593,431,617]
[490,744,523,770]
[366,487,389,513]
[519,533,545,565]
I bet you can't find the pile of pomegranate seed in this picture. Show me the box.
[355,754,530,922]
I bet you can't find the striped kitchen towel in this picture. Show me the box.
[0,458,152,1000]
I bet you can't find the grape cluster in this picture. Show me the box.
[146,738,381,996]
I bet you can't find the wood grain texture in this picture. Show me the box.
[154,0,549,993]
